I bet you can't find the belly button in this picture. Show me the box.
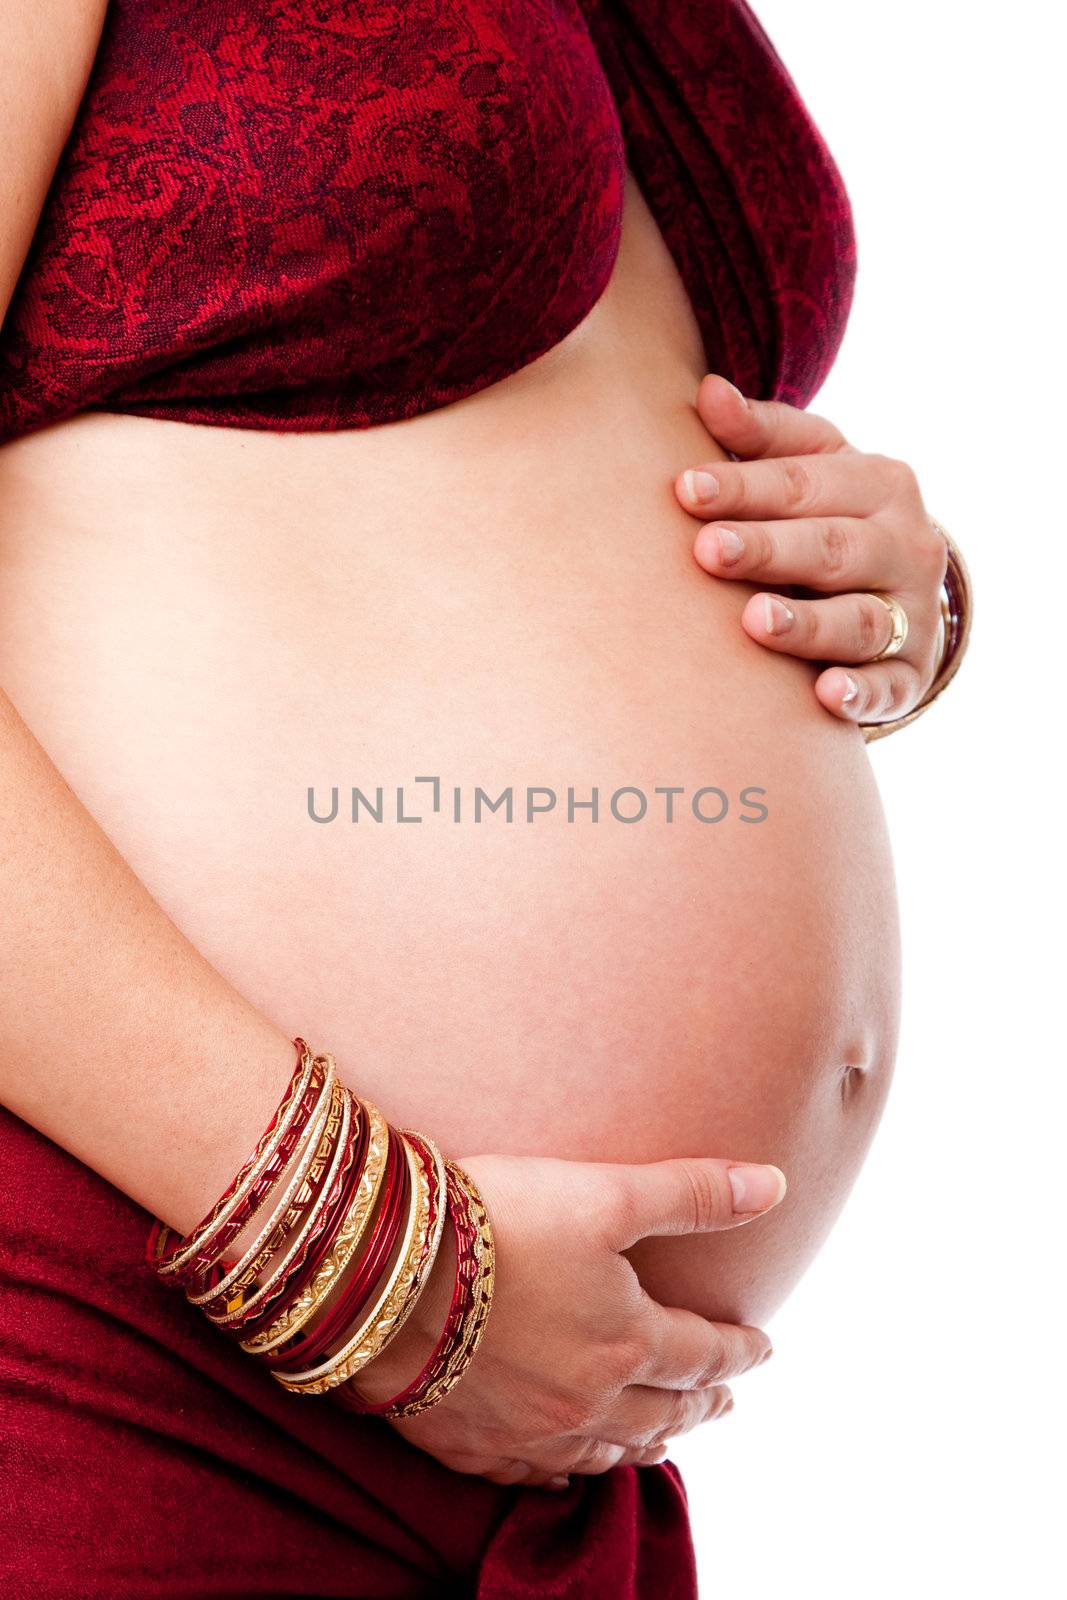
[839,1062,869,1104]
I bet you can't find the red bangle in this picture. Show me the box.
[186,1068,342,1314]
[221,1097,369,1341]
[160,1058,328,1288]
[146,1041,310,1273]
[142,1037,493,1414]
[148,1040,321,1286]
[267,1126,409,1373]
[341,1152,483,1417]
[296,1133,410,1362]
[199,1084,360,1331]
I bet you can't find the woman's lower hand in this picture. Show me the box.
[350,1152,785,1490]
[675,373,949,729]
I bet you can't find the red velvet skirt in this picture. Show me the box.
[0,1110,697,1598]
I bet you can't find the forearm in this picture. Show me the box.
[0,686,296,1232]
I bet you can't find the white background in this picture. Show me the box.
[674,4,1064,1595]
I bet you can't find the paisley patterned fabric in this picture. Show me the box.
[0,0,855,444]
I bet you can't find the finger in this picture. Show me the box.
[677,450,884,522]
[557,1443,676,1477]
[694,372,848,459]
[639,1303,772,1390]
[741,590,924,669]
[603,1381,735,1447]
[818,662,925,727]
[563,1439,629,1477]
[602,1156,787,1249]
[693,516,911,594]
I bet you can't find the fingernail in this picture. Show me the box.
[722,379,749,408]
[546,1476,570,1492]
[728,1163,787,1214]
[714,527,745,566]
[683,468,720,504]
[841,673,859,706]
[762,595,795,635]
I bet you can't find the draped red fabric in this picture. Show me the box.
[0,0,854,445]
[0,3,854,1593]
[0,1111,698,1597]
[576,0,857,405]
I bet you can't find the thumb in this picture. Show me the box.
[604,1157,787,1249]
[693,371,846,460]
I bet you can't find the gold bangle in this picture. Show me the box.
[187,1060,339,1310]
[862,519,972,742]
[147,1035,491,1415]
[384,1131,448,1349]
[155,1042,319,1278]
[207,1079,352,1326]
[274,1129,438,1393]
[240,1098,390,1355]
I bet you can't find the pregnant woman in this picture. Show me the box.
[0,3,970,1596]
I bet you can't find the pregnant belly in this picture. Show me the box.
[0,177,899,1328]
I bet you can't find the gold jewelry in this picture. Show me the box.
[275,1130,437,1393]
[147,1040,496,1416]
[240,1098,391,1355]
[207,1080,352,1325]
[862,520,972,742]
[387,1158,497,1419]
[866,591,909,661]
[155,1042,318,1279]
[360,1131,448,1359]
[187,1059,339,1310]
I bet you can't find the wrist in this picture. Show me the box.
[148,1044,495,1419]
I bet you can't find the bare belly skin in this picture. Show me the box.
[0,171,899,1328]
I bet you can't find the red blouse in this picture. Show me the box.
[0,0,855,444]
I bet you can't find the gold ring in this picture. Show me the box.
[866,592,909,661]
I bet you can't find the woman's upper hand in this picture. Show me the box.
[674,373,949,730]
[349,1150,786,1490]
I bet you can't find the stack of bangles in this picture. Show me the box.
[146,1040,495,1418]
[861,519,973,742]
